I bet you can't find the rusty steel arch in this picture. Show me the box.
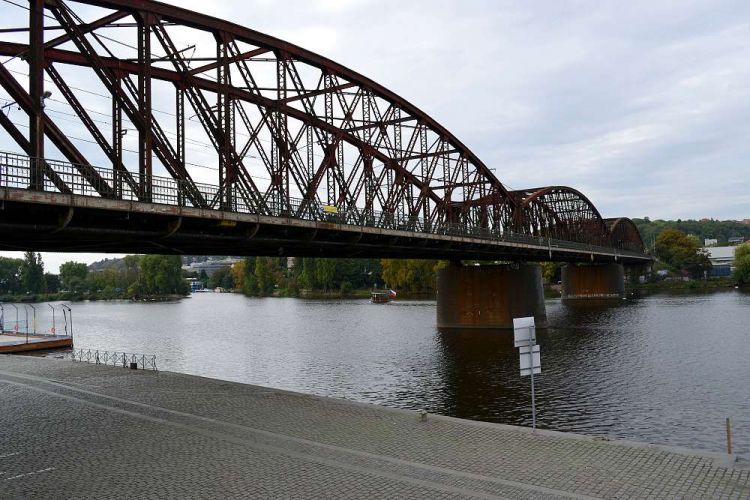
[605,218,646,253]
[0,0,643,252]
[510,186,611,246]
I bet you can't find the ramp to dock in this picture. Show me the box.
[0,333,73,353]
[0,355,747,499]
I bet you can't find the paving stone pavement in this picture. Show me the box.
[0,355,748,499]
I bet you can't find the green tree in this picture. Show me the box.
[540,262,558,284]
[87,268,129,292]
[655,229,712,278]
[207,267,235,290]
[380,259,444,293]
[139,255,189,295]
[20,251,46,293]
[198,269,209,286]
[300,258,317,290]
[254,257,277,296]
[123,255,141,283]
[734,243,750,285]
[59,261,89,292]
[44,273,60,293]
[0,257,23,294]
[240,257,258,295]
[315,259,337,291]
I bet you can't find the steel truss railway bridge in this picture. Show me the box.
[0,0,650,327]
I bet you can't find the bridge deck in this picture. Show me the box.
[0,186,650,263]
[1,355,745,499]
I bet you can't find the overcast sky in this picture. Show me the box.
[1,0,749,271]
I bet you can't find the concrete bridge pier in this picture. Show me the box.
[561,263,625,300]
[436,262,547,329]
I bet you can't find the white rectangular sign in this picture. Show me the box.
[519,344,541,376]
[513,316,536,347]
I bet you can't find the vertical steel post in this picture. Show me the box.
[275,55,288,213]
[138,14,152,202]
[29,0,45,189]
[30,304,36,335]
[305,125,313,183]
[530,361,537,432]
[48,303,55,335]
[11,304,18,333]
[112,74,123,198]
[61,305,67,335]
[175,85,185,206]
[726,417,733,455]
[216,34,234,211]
[362,91,374,223]
[420,124,429,228]
[62,304,73,341]
[324,73,335,207]
[442,138,451,228]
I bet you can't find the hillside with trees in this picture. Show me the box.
[633,218,750,248]
[0,253,188,301]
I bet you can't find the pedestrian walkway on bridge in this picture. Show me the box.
[0,355,747,499]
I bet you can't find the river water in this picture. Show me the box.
[25,290,750,459]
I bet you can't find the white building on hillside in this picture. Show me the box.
[701,246,736,277]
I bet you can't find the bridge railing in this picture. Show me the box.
[0,151,648,260]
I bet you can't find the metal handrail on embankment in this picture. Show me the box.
[70,348,157,371]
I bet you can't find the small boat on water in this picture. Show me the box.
[371,289,397,304]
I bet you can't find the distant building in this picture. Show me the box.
[741,219,750,225]
[182,257,241,277]
[185,277,204,293]
[701,246,736,277]
[704,238,718,247]
[728,236,746,246]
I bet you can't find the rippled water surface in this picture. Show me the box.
[41,291,750,458]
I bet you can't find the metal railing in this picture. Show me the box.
[0,151,649,259]
[0,302,73,343]
[70,348,157,371]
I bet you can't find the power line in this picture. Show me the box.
[0,0,166,65]
[1,74,399,174]
[3,118,273,178]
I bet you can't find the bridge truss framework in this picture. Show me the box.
[0,0,647,260]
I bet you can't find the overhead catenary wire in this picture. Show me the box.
[0,0,447,181]
[1,64,433,177]
[3,118,272,178]
[0,70,370,173]
[0,0,167,66]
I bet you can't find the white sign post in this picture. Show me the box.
[513,316,541,431]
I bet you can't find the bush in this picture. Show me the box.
[735,244,750,285]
